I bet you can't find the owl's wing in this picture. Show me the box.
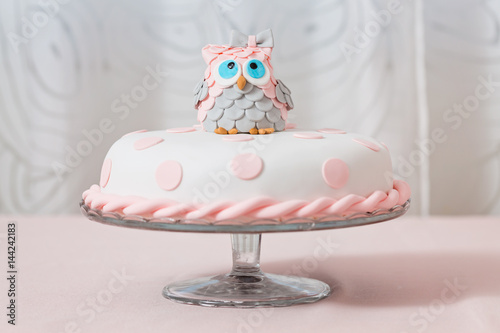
[275,79,294,110]
[193,79,209,108]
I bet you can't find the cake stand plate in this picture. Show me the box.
[80,200,410,308]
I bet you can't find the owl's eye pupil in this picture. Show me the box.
[246,60,266,79]
[218,60,239,80]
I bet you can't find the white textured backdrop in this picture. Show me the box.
[0,0,498,215]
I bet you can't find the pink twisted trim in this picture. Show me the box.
[82,180,410,221]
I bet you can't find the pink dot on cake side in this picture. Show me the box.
[155,161,183,191]
[122,129,147,137]
[100,159,112,188]
[230,153,263,180]
[223,134,254,142]
[322,158,349,189]
[317,128,346,134]
[166,127,196,133]
[352,138,380,152]
[293,132,324,140]
[133,137,164,150]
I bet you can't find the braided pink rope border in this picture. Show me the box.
[82,180,410,221]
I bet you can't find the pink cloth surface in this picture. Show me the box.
[1,215,500,333]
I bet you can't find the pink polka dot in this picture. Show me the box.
[122,129,147,137]
[293,132,324,139]
[155,161,183,191]
[317,128,346,134]
[223,134,254,142]
[322,158,349,189]
[352,138,380,152]
[100,159,112,188]
[166,127,196,133]
[285,123,297,129]
[133,137,164,150]
[230,153,263,180]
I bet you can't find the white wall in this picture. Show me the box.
[0,0,499,215]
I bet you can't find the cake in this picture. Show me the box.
[81,29,410,223]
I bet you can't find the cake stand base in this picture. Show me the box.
[163,233,330,307]
[80,200,410,308]
[164,273,330,308]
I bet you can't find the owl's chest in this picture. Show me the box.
[204,83,284,133]
[209,84,274,115]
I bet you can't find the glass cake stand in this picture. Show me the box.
[80,200,410,308]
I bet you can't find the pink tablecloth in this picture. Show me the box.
[1,215,499,333]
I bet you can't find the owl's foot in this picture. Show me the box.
[258,128,275,135]
[214,127,228,135]
[228,128,238,135]
[249,128,259,135]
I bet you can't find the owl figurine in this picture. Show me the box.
[194,29,293,135]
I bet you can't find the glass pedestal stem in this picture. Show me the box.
[230,233,262,277]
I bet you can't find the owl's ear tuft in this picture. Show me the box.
[201,45,220,65]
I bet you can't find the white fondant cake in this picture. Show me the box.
[82,127,410,221]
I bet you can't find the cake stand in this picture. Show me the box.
[80,200,410,308]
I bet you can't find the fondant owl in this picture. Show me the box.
[194,29,293,135]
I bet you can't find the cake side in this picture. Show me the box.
[82,127,410,221]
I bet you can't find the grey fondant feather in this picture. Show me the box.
[235,97,254,109]
[245,106,266,122]
[193,79,208,107]
[218,118,236,130]
[255,98,273,112]
[199,83,209,101]
[277,79,291,94]
[193,80,203,94]
[276,80,293,109]
[275,85,286,104]
[236,118,256,132]
[215,95,234,109]
[256,117,273,129]
[203,119,217,132]
[223,87,243,100]
[285,94,294,108]
[233,82,253,94]
[265,107,281,123]
[245,86,264,101]
[224,104,245,120]
[193,94,200,107]
[207,107,224,121]
[274,118,286,131]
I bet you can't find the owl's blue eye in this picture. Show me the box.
[246,60,265,79]
[218,60,239,79]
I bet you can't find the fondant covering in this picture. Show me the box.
[82,127,410,221]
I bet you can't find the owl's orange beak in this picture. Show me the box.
[237,75,246,90]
